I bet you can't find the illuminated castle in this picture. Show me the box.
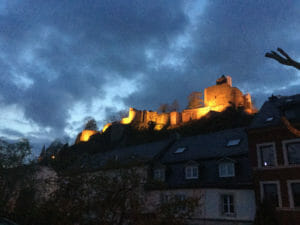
[78,75,256,142]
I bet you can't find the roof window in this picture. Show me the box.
[265,117,274,122]
[174,147,186,154]
[226,139,240,147]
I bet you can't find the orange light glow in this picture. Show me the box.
[154,124,164,131]
[121,108,136,124]
[80,130,98,142]
[102,123,112,132]
[195,106,211,117]
[51,155,55,160]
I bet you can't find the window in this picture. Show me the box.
[219,162,235,177]
[153,168,165,181]
[291,183,300,207]
[185,166,198,179]
[175,194,186,210]
[174,147,186,154]
[265,117,274,122]
[257,143,276,167]
[262,183,279,207]
[160,193,169,204]
[221,194,234,216]
[288,181,300,208]
[160,194,186,210]
[226,139,240,147]
[286,142,300,165]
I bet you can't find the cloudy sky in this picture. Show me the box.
[0,0,300,152]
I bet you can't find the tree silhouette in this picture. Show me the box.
[170,100,180,112]
[265,48,300,137]
[18,168,200,225]
[84,118,98,130]
[187,92,204,109]
[265,48,300,70]
[0,138,31,168]
[105,110,128,123]
[158,103,170,113]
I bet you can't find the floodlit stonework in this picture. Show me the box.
[105,75,255,131]
[78,75,256,142]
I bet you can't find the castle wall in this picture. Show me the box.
[79,130,98,142]
[182,107,211,123]
[121,108,136,124]
[145,111,158,123]
[170,111,181,125]
[95,76,255,136]
[204,83,251,112]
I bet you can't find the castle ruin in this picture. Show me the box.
[115,75,255,131]
[77,75,256,142]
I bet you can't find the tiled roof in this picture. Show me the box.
[164,156,252,189]
[78,139,173,170]
[154,128,252,189]
[249,94,300,129]
[161,127,248,164]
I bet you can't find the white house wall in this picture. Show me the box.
[147,188,255,225]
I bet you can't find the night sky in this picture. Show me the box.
[0,0,300,153]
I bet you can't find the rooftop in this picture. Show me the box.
[249,94,300,129]
[161,127,248,164]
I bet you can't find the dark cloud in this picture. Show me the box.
[125,0,300,110]
[0,128,25,138]
[0,0,300,147]
[0,0,187,136]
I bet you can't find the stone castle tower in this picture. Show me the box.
[77,75,256,143]
[113,75,255,131]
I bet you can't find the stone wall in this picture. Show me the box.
[204,83,247,111]
[98,76,255,134]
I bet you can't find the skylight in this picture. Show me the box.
[265,117,274,122]
[226,139,240,147]
[174,147,186,154]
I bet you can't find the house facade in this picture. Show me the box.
[147,128,256,225]
[248,94,300,224]
[74,127,256,224]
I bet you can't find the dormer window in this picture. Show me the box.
[185,165,198,179]
[226,139,240,147]
[219,162,235,177]
[153,168,165,181]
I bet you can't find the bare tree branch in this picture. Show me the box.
[265,48,300,70]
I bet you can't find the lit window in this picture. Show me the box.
[286,142,300,165]
[262,183,279,207]
[291,183,300,207]
[153,168,165,181]
[226,139,240,147]
[221,194,234,216]
[185,166,198,179]
[174,147,186,154]
[219,162,235,177]
[258,144,276,167]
